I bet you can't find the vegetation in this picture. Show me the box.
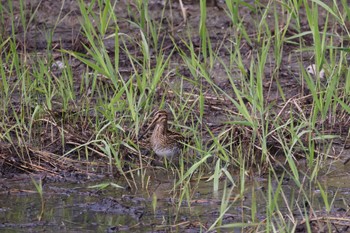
[0,0,349,232]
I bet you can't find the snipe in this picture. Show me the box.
[139,110,184,159]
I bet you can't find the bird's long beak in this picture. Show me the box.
[138,117,157,141]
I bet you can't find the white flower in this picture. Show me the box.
[306,64,325,79]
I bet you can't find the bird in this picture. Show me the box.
[139,110,184,160]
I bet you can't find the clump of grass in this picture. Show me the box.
[31,176,45,221]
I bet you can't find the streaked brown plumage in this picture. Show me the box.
[140,110,184,159]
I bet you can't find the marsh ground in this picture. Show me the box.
[0,0,349,232]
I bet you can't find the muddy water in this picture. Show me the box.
[1,158,349,232]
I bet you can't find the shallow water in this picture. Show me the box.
[1,158,349,232]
